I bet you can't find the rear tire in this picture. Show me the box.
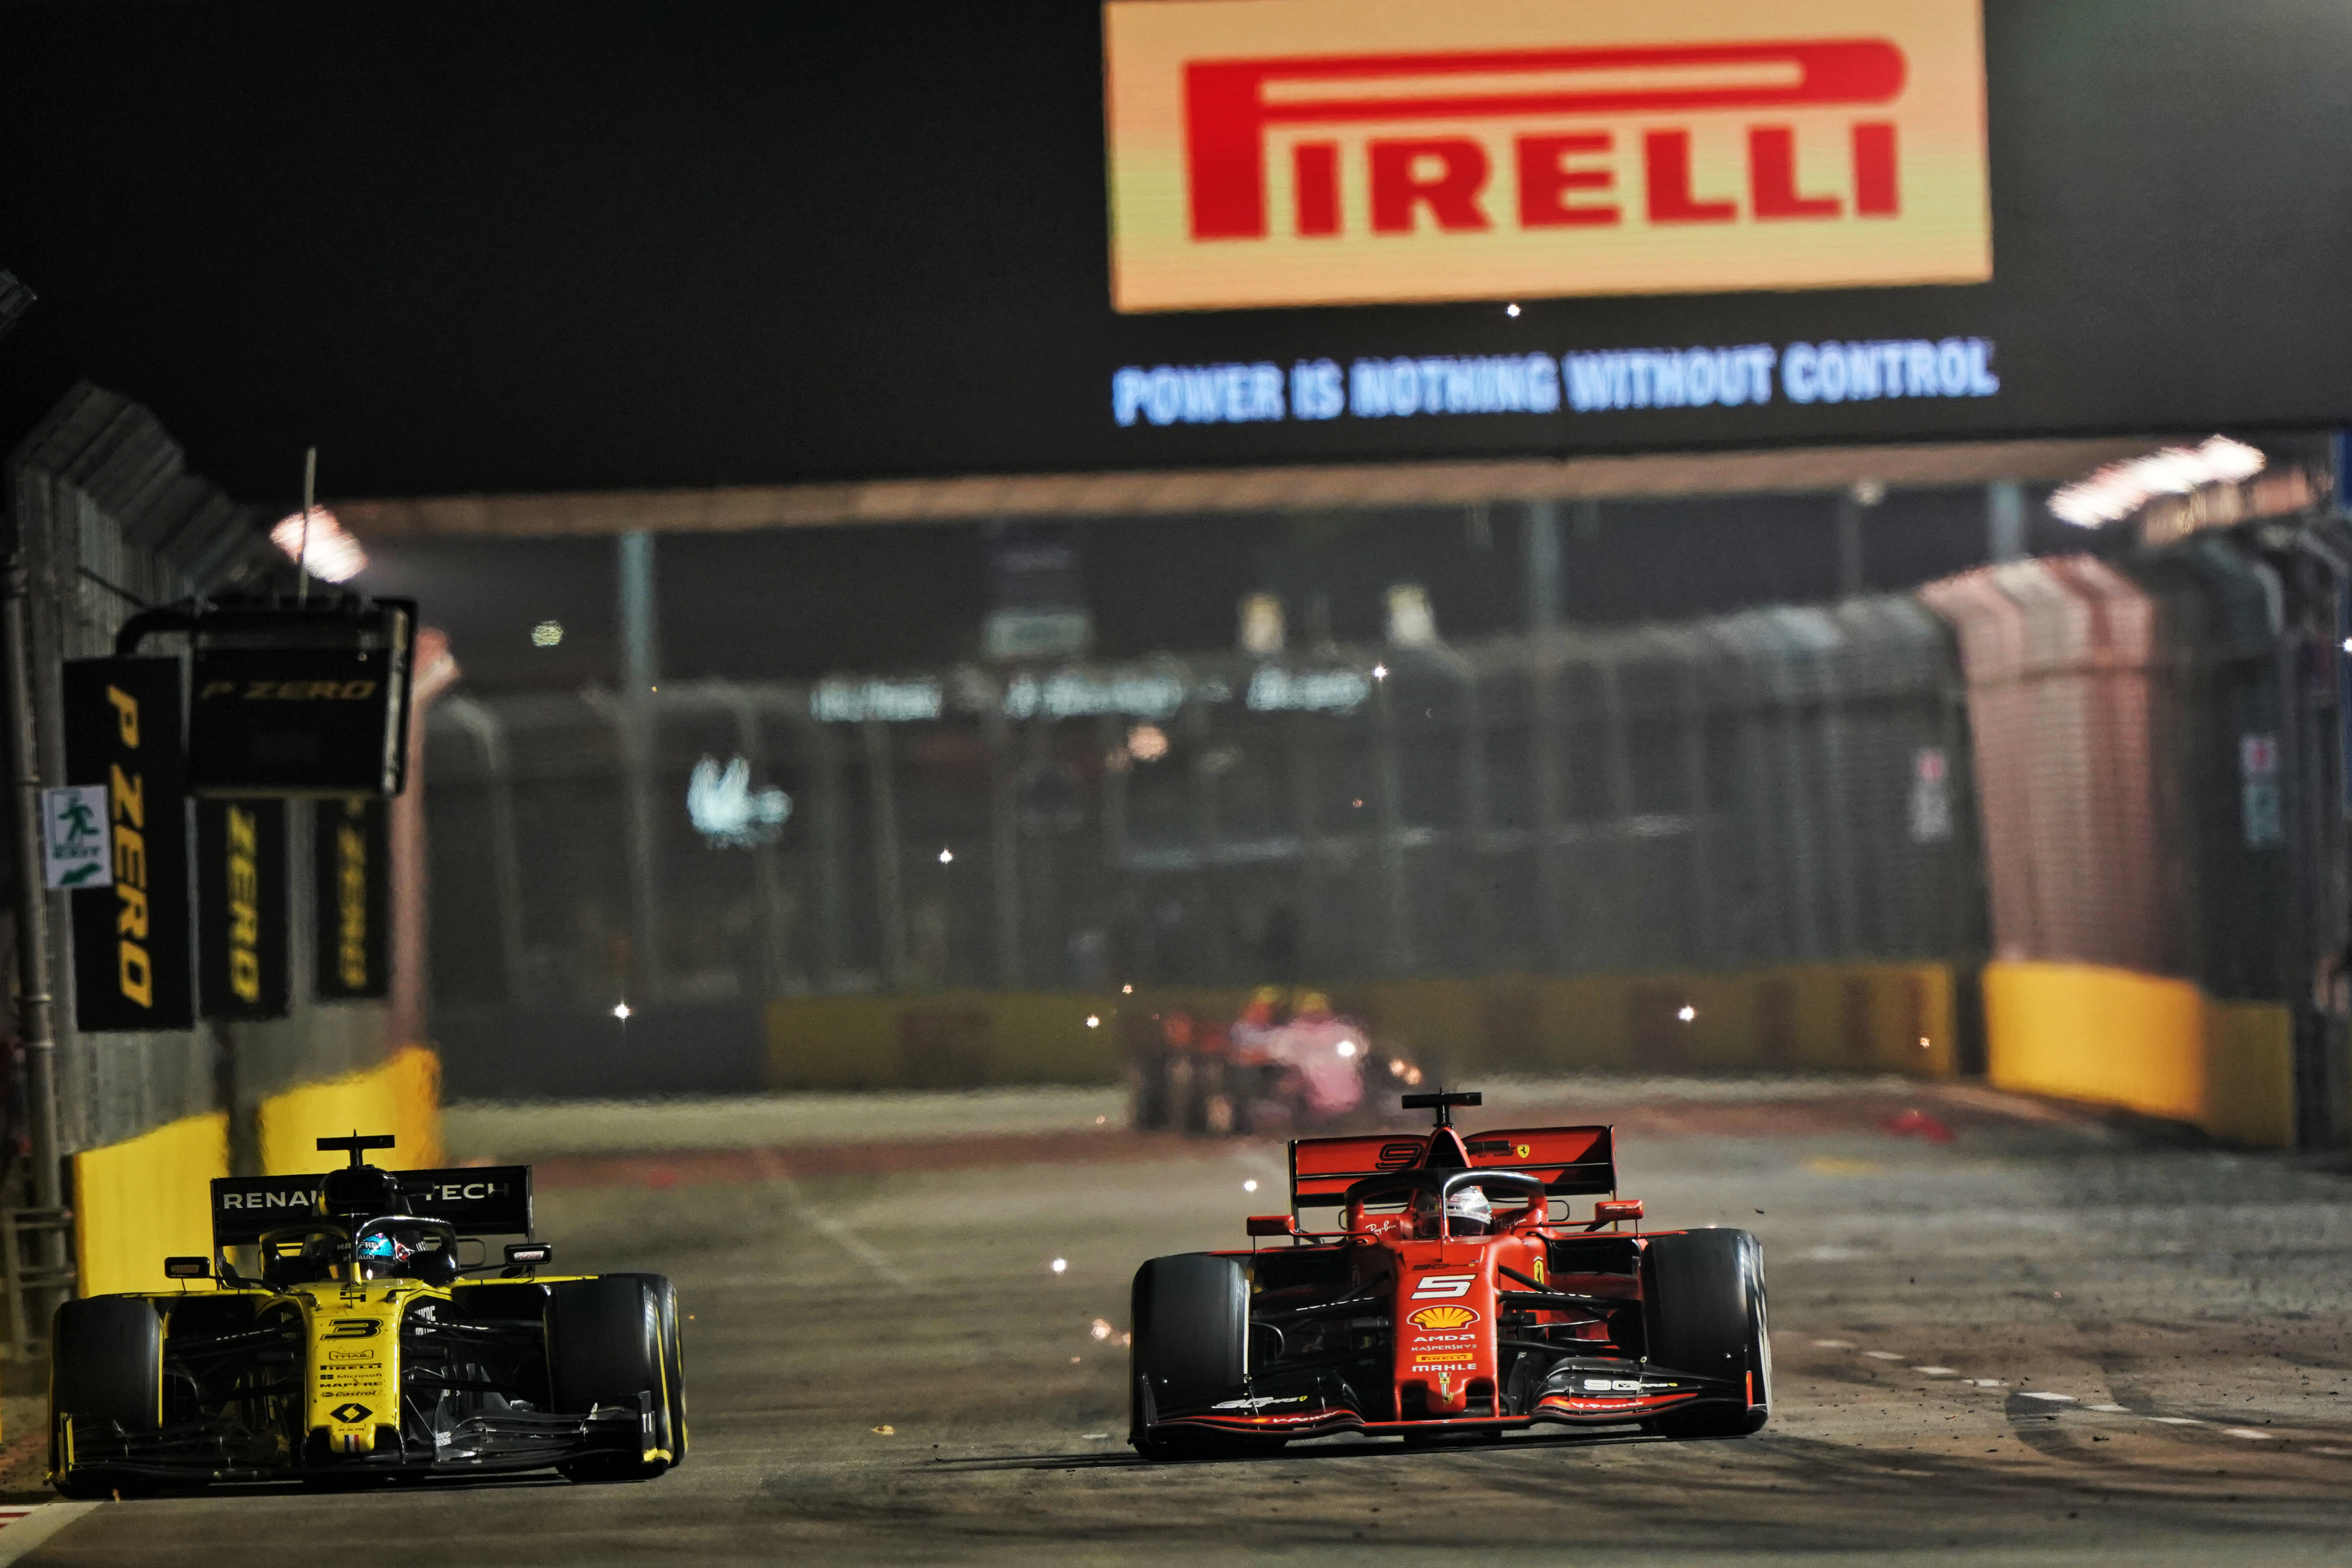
[549,1278,675,1482]
[1641,1229,1770,1439]
[1129,1254,1249,1458]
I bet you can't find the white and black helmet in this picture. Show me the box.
[1416,1184,1494,1237]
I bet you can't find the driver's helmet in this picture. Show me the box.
[1412,1184,1494,1239]
[356,1231,413,1276]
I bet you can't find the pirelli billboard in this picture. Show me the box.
[1105,0,1989,312]
[20,0,2352,486]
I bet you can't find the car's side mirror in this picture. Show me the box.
[1592,1199,1643,1225]
[163,1256,211,1280]
[1245,1214,1296,1238]
[504,1242,553,1267]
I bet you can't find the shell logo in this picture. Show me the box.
[1407,1305,1479,1330]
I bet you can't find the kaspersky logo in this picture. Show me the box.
[1104,0,1990,312]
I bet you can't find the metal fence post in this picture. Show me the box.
[0,493,72,1338]
[1530,647,1569,970]
[863,718,910,990]
[1987,481,2027,564]
[1184,687,1228,978]
[985,701,1023,990]
[1371,667,1412,975]
[1288,706,1321,979]
[440,696,528,1007]
[584,689,664,1003]
[1674,642,1717,967]
[1453,653,1495,971]
[1596,652,1635,969]
[805,713,848,990]
[723,688,791,999]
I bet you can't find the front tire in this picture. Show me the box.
[609,1274,688,1467]
[1129,1254,1248,1458]
[549,1277,677,1482]
[1641,1229,1770,1439]
[51,1298,165,1498]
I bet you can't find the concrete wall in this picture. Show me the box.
[1984,961,2294,1147]
[71,1048,443,1302]
[763,962,1960,1092]
[73,1112,229,1298]
[257,1045,445,1174]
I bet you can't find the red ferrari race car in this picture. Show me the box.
[1128,1090,1768,1455]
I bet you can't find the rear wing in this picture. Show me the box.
[1288,1126,1615,1209]
[211,1165,534,1247]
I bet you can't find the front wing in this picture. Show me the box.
[1138,1357,1749,1443]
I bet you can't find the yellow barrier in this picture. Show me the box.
[1983,961,2296,1147]
[2202,999,2296,1149]
[765,964,1958,1091]
[73,1112,230,1298]
[767,992,1109,1092]
[258,1045,445,1175]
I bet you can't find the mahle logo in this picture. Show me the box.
[1104,0,1990,312]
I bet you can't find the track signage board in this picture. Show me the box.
[18,1,2352,488]
[62,657,195,1033]
[313,796,390,1001]
[1104,0,1990,313]
[187,601,417,799]
[196,798,290,1020]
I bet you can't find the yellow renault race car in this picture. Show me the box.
[49,1134,686,1496]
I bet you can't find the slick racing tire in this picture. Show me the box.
[609,1273,689,1466]
[1129,1254,1251,1459]
[1641,1229,1771,1439]
[549,1277,677,1483]
[51,1298,165,1499]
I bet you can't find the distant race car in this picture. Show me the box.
[1128,1090,1768,1455]
[48,1134,686,1496]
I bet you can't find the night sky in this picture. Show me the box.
[0,1,2329,685]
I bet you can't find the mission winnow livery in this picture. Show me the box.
[1129,1091,1768,1453]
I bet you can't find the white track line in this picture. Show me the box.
[771,1172,894,1279]
[0,1503,97,1565]
[1811,1340,2321,1441]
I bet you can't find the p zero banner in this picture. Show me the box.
[314,796,390,1000]
[1104,0,1991,312]
[196,799,290,1020]
[63,657,195,1032]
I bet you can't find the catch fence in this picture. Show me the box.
[424,595,1984,1051]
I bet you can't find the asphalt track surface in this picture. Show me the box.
[13,1080,2352,1566]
